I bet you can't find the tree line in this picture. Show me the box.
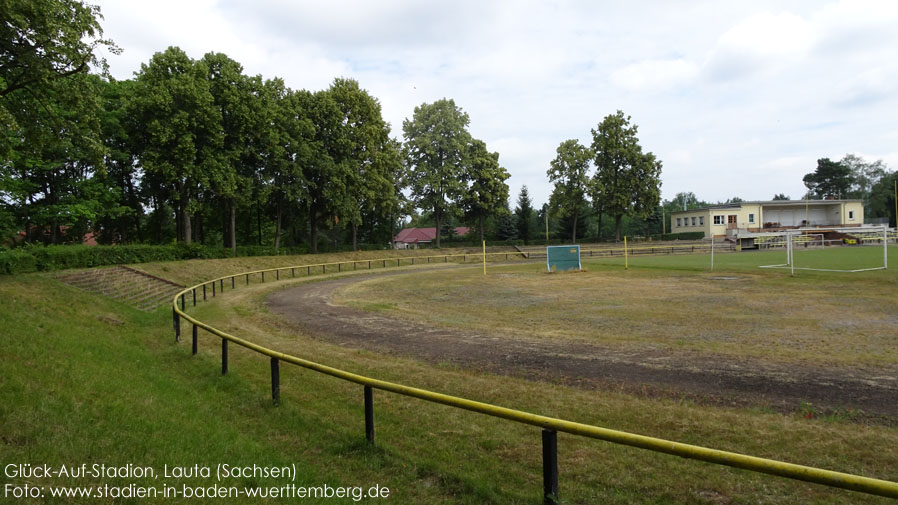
[1,1,516,252]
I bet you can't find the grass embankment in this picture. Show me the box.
[338,246,898,368]
[1,249,896,504]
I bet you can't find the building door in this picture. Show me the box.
[728,215,737,229]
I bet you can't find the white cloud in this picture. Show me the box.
[705,11,815,80]
[611,59,699,92]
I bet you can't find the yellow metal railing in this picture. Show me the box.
[170,251,898,502]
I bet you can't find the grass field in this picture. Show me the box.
[337,246,898,367]
[1,247,897,504]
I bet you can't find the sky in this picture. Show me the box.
[92,0,898,209]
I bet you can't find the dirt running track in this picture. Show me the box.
[267,269,898,421]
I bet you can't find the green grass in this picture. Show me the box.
[2,249,897,504]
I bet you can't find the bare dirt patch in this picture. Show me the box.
[266,270,898,421]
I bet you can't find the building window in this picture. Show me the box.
[699,216,704,225]
[749,214,755,223]
[676,218,682,227]
[849,210,854,220]
[713,215,724,225]
[691,217,697,226]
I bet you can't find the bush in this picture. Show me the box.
[649,232,705,241]
[0,243,333,275]
[0,249,38,275]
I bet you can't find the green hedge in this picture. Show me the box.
[0,242,399,275]
[648,232,705,241]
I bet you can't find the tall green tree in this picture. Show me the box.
[591,110,662,241]
[1,72,108,244]
[547,139,591,242]
[802,158,852,199]
[0,0,119,158]
[263,81,313,250]
[94,78,142,243]
[772,193,790,200]
[842,153,887,215]
[301,89,345,253]
[328,78,396,250]
[514,185,534,245]
[128,47,223,243]
[403,98,471,248]
[201,52,256,253]
[868,171,897,226]
[462,139,510,243]
[0,0,116,99]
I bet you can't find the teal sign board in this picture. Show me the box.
[547,245,581,272]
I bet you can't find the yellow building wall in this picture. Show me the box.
[844,202,864,224]
[670,210,710,237]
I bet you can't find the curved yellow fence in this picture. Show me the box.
[170,251,898,501]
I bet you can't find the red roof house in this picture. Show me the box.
[393,227,470,248]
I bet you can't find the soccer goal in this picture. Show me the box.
[759,227,889,275]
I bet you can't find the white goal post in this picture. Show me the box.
[759,226,889,275]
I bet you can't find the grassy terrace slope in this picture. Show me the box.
[1,249,896,504]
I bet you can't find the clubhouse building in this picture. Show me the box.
[670,199,866,240]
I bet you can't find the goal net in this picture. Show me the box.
[759,227,889,274]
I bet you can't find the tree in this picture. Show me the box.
[301,89,343,253]
[128,47,224,243]
[591,110,662,241]
[327,78,396,250]
[726,196,743,204]
[547,139,591,242]
[0,0,117,98]
[868,171,897,226]
[803,158,852,199]
[1,0,118,158]
[462,139,510,243]
[201,52,256,253]
[1,71,109,244]
[514,185,534,245]
[262,80,313,251]
[772,193,790,200]
[403,98,471,248]
[495,212,518,241]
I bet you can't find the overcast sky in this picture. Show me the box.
[93,0,898,208]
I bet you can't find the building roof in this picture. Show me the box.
[671,199,863,215]
[393,227,470,243]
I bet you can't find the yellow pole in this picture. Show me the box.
[545,213,549,243]
[624,236,628,270]
[482,240,486,276]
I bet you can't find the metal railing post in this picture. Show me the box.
[192,324,198,355]
[232,276,235,289]
[246,274,249,285]
[192,288,196,306]
[221,339,228,375]
[180,294,185,311]
[173,308,180,342]
[203,284,207,301]
[220,278,223,292]
[542,429,559,505]
[276,269,279,280]
[271,357,280,405]
[262,271,265,282]
[364,386,374,444]
[212,281,215,297]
